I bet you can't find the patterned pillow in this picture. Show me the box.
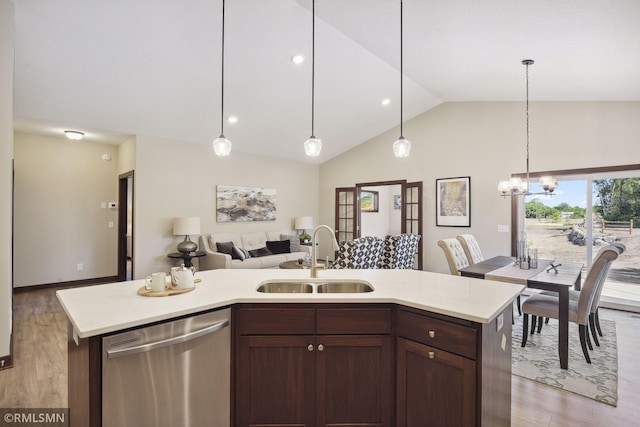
[232,246,251,261]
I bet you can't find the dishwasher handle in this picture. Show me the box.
[106,319,229,359]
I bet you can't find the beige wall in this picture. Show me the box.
[118,137,136,175]
[13,133,120,287]
[133,135,320,278]
[320,102,640,273]
[0,0,14,359]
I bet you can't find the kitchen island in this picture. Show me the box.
[58,268,524,427]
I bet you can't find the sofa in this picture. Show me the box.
[200,231,311,269]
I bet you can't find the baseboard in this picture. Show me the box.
[0,354,12,370]
[13,276,118,293]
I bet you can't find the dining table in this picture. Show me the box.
[459,256,583,369]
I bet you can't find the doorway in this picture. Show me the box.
[117,171,134,281]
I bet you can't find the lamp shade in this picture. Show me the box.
[294,216,313,230]
[173,217,201,236]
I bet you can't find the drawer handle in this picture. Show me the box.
[428,330,436,338]
[307,344,314,352]
[428,351,435,359]
[318,344,324,352]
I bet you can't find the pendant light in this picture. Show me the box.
[213,0,232,156]
[498,59,557,196]
[303,0,322,157]
[392,0,411,158]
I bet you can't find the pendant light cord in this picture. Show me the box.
[220,0,226,137]
[310,0,315,138]
[525,60,530,186]
[399,0,404,138]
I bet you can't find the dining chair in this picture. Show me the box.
[437,238,470,275]
[456,234,484,265]
[534,243,625,345]
[456,233,522,315]
[521,245,619,363]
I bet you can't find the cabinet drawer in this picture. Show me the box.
[397,310,476,359]
[317,308,392,334]
[236,308,315,335]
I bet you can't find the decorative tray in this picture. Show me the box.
[137,278,201,297]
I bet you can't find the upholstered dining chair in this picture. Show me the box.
[521,245,619,363]
[437,238,470,275]
[456,234,484,265]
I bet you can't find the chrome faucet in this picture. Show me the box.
[310,225,340,278]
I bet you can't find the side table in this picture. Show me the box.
[168,251,206,269]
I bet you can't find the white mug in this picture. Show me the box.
[145,272,167,292]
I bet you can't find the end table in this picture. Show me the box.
[167,251,206,269]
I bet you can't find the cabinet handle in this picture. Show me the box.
[428,351,435,359]
[428,330,436,338]
[317,344,324,352]
[307,344,314,352]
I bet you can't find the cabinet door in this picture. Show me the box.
[316,335,393,427]
[236,335,316,427]
[397,338,476,427]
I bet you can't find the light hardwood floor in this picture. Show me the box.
[1,287,639,426]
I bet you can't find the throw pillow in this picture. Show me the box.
[280,234,301,252]
[216,241,235,256]
[267,240,290,254]
[232,246,251,261]
[249,247,272,258]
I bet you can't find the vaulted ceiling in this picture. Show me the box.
[13,0,640,163]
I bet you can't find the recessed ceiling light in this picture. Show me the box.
[227,116,238,124]
[290,54,305,64]
[381,98,391,106]
[64,130,85,140]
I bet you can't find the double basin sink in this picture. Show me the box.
[257,279,374,294]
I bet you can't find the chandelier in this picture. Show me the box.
[498,59,557,196]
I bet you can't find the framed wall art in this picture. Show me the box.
[216,185,277,222]
[360,190,379,213]
[436,176,470,227]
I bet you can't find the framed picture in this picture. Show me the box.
[216,185,277,222]
[436,176,470,227]
[360,190,379,212]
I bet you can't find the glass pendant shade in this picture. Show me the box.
[539,176,557,192]
[213,135,232,156]
[393,136,411,157]
[304,137,322,157]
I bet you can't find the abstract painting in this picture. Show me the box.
[216,185,277,222]
[436,177,470,227]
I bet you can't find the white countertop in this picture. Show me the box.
[56,269,524,339]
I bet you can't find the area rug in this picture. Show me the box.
[511,316,618,406]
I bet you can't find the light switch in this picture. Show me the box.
[101,202,107,209]
[498,224,509,233]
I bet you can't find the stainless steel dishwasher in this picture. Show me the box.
[102,308,230,427]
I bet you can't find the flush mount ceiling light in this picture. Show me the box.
[303,0,322,157]
[64,130,84,140]
[498,59,557,197]
[392,0,411,158]
[227,116,238,124]
[290,54,305,64]
[381,98,391,106]
[212,0,232,156]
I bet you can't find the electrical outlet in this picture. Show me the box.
[496,313,504,331]
[108,221,114,228]
[77,263,83,271]
[498,224,509,233]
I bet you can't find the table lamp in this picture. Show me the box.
[294,216,313,242]
[173,217,201,254]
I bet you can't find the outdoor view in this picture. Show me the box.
[523,176,639,306]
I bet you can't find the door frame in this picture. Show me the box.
[117,171,134,281]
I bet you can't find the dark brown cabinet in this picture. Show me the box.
[234,304,393,427]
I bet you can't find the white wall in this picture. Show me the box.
[320,102,640,273]
[134,136,320,278]
[118,137,136,175]
[13,133,120,287]
[0,0,14,360]
[360,185,401,237]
